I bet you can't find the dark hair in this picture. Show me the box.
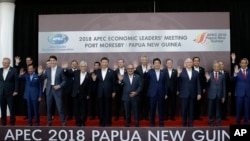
[153,58,161,64]
[26,56,33,61]
[27,64,35,68]
[46,59,50,62]
[71,60,78,64]
[193,57,200,61]
[49,55,57,61]
[100,57,109,62]
[94,61,100,66]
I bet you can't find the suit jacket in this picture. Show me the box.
[120,73,142,101]
[0,67,18,96]
[135,65,149,88]
[115,68,127,94]
[147,69,168,98]
[231,69,250,97]
[20,73,42,100]
[63,68,76,93]
[193,66,206,91]
[221,70,231,94]
[96,68,116,98]
[178,68,201,98]
[207,72,226,99]
[41,66,66,95]
[71,70,91,98]
[165,68,178,94]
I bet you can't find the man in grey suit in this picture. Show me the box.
[38,55,66,126]
[118,64,142,127]
[0,57,18,126]
[205,62,226,126]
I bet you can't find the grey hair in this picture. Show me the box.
[79,61,87,66]
[140,56,148,60]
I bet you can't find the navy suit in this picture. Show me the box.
[231,69,250,124]
[20,72,42,126]
[164,68,178,120]
[70,70,91,126]
[0,67,18,125]
[120,73,142,126]
[40,66,66,125]
[147,69,167,127]
[96,68,116,126]
[178,68,201,127]
[206,71,226,126]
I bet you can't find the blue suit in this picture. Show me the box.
[120,73,142,126]
[231,69,250,124]
[147,69,167,127]
[178,68,201,127]
[206,71,226,126]
[20,72,42,126]
[40,66,66,126]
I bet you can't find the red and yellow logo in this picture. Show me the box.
[193,32,208,44]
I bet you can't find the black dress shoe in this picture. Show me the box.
[23,116,28,120]
[47,123,52,126]
[67,117,73,120]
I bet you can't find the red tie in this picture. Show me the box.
[243,69,247,79]
[215,72,218,82]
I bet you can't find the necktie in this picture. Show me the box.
[30,74,33,81]
[215,72,218,82]
[243,69,247,79]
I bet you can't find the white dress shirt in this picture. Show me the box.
[119,67,125,75]
[129,74,133,85]
[51,65,57,85]
[101,68,108,80]
[168,69,172,78]
[3,67,10,80]
[142,65,147,73]
[194,66,200,73]
[155,69,160,81]
[80,72,86,85]
[187,69,192,80]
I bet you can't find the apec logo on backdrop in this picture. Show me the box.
[48,33,69,44]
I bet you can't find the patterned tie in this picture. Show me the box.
[243,69,247,79]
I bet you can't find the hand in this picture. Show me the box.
[61,61,68,69]
[133,61,138,69]
[228,92,231,97]
[38,65,44,75]
[91,73,97,81]
[231,53,236,62]
[19,68,25,76]
[89,68,94,73]
[113,64,118,71]
[147,63,152,71]
[117,73,124,81]
[165,95,168,99]
[13,92,18,96]
[203,89,206,93]
[15,56,21,65]
[53,85,60,90]
[205,72,210,81]
[38,97,42,102]
[112,93,116,98]
[129,92,137,97]
[176,91,179,95]
[87,96,90,99]
[222,97,225,103]
[177,66,182,76]
[197,94,201,100]
[234,65,239,74]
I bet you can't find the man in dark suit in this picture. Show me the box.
[0,57,18,126]
[63,61,91,126]
[178,58,201,127]
[147,58,168,127]
[19,64,42,126]
[38,55,66,126]
[164,58,178,121]
[93,57,116,127]
[118,64,142,127]
[135,56,150,120]
[63,60,78,120]
[218,61,231,120]
[114,59,126,120]
[205,62,226,126]
[192,56,206,120]
[89,61,100,120]
[231,58,250,125]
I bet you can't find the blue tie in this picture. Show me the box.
[30,74,33,81]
